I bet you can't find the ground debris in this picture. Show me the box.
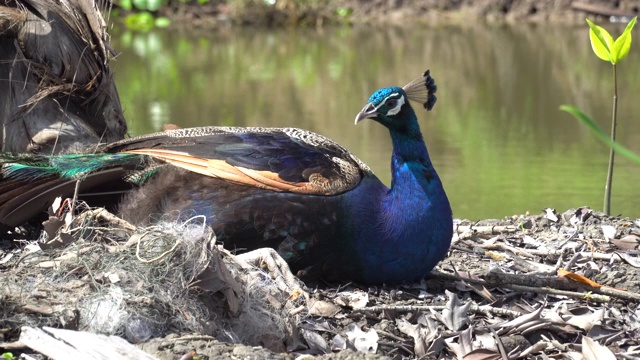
[1,206,639,359]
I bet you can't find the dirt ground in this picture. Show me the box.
[2,207,639,359]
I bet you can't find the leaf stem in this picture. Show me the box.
[604,64,618,215]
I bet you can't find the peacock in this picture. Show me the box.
[0,70,453,284]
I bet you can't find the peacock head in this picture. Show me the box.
[355,70,437,132]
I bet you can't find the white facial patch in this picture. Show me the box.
[384,94,405,116]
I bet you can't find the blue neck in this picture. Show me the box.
[387,109,436,193]
[346,110,453,284]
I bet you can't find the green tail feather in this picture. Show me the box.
[1,153,143,180]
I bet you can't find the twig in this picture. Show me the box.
[73,208,137,232]
[508,284,610,303]
[485,268,640,301]
[172,334,217,342]
[354,302,523,318]
[377,329,408,342]
[468,243,634,263]
[477,242,536,259]
[431,269,639,303]
[455,224,519,239]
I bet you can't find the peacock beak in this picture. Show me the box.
[354,102,378,124]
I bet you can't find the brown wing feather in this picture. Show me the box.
[123,148,333,194]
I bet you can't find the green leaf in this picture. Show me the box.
[147,0,164,11]
[586,19,614,62]
[560,105,640,164]
[119,0,133,11]
[624,16,638,34]
[125,12,155,31]
[1,353,14,360]
[155,17,171,28]
[336,7,353,18]
[132,0,148,10]
[612,31,631,63]
[612,16,637,63]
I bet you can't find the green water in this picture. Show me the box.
[109,24,640,220]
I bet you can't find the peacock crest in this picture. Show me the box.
[402,69,438,111]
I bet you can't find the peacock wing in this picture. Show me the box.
[0,168,129,228]
[107,126,370,196]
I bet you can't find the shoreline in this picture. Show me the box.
[155,0,639,28]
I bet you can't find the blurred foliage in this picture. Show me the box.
[110,0,349,29]
[115,0,174,30]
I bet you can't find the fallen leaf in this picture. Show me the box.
[331,334,346,351]
[473,332,497,352]
[300,319,335,333]
[289,288,303,301]
[179,350,196,360]
[615,252,640,268]
[544,208,558,222]
[523,235,542,247]
[601,225,617,241]
[335,290,369,309]
[610,235,640,250]
[104,272,121,284]
[558,269,603,288]
[396,318,419,339]
[463,348,502,360]
[571,207,593,225]
[445,327,474,359]
[301,329,330,354]
[582,336,616,360]
[433,290,471,331]
[345,323,378,353]
[308,300,341,317]
[42,217,65,243]
[485,251,507,261]
[565,309,603,332]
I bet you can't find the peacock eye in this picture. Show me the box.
[386,99,398,108]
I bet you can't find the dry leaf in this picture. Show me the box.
[601,225,617,241]
[565,309,603,332]
[308,300,341,317]
[434,290,471,331]
[335,290,369,309]
[544,208,559,222]
[345,323,378,353]
[301,329,330,354]
[331,334,347,351]
[582,336,616,360]
[42,217,65,243]
[485,251,507,261]
[610,235,640,250]
[463,348,502,360]
[445,327,474,359]
[289,288,303,301]
[558,269,603,288]
[615,252,640,268]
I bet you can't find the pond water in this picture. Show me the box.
[109,24,640,221]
